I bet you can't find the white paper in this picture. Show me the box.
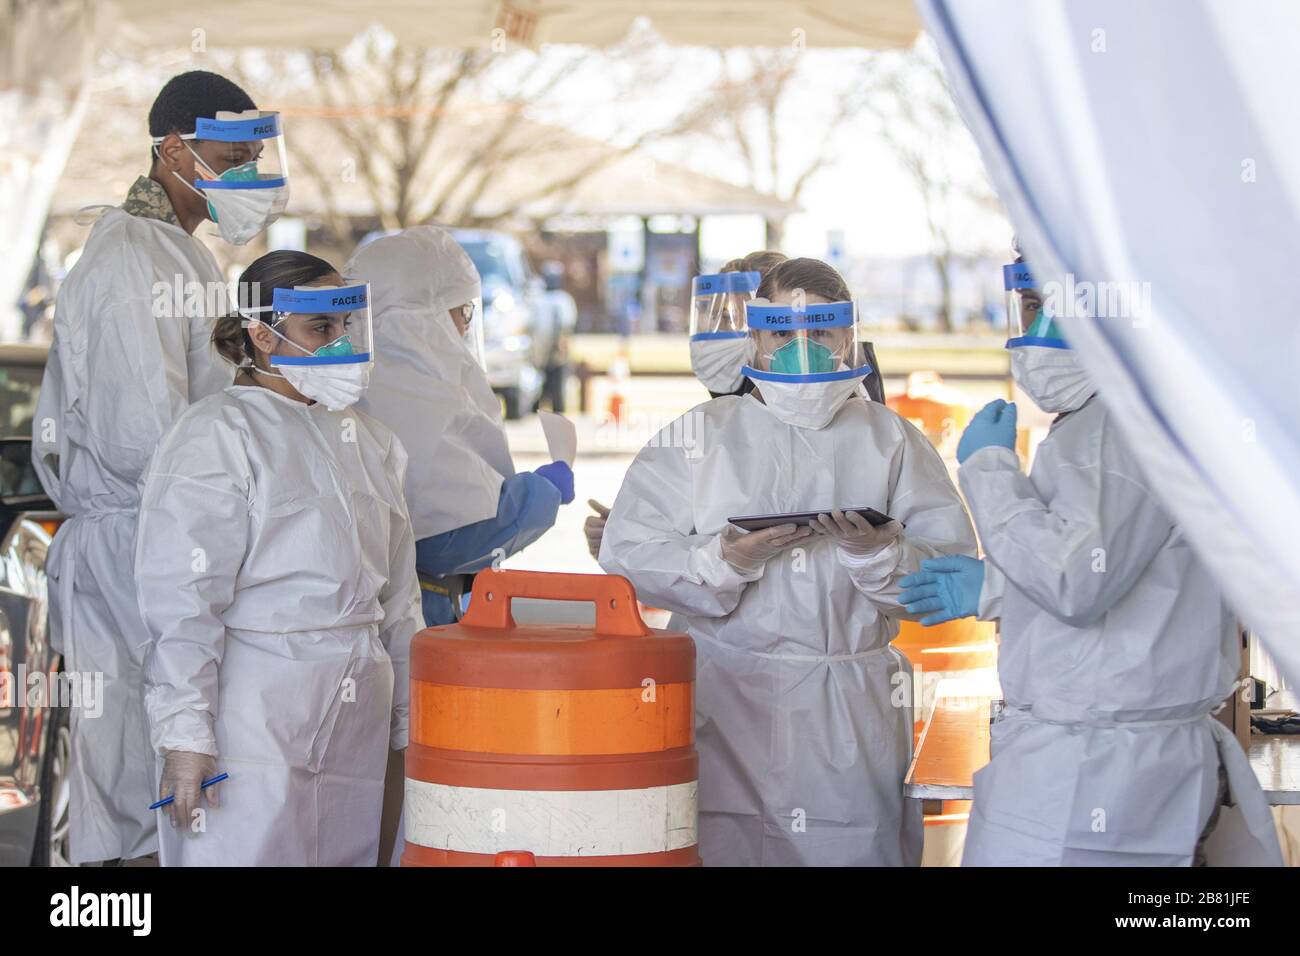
[538,411,577,466]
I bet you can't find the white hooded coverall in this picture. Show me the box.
[600,393,977,865]
[32,207,230,862]
[346,226,515,540]
[135,385,423,865]
[960,396,1282,866]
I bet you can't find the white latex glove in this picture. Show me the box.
[811,509,904,556]
[585,499,610,560]
[720,523,814,574]
[159,749,219,831]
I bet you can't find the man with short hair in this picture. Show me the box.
[33,70,284,864]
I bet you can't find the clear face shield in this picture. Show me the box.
[1002,260,1092,412]
[741,300,869,381]
[689,271,761,338]
[189,110,288,189]
[1003,261,1068,349]
[688,271,760,393]
[449,296,486,370]
[154,110,290,245]
[249,282,374,370]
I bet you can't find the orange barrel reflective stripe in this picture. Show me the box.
[401,570,700,866]
[892,618,998,673]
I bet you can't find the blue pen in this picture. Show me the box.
[149,772,229,810]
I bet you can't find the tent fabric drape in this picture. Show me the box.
[919,0,1300,688]
[1,0,96,341]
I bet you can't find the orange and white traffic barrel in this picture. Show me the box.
[401,570,699,866]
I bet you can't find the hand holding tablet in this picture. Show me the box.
[728,506,901,533]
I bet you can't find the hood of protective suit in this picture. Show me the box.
[352,225,483,315]
[346,226,515,539]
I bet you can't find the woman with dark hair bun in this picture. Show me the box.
[134,250,423,866]
[210,249,339,368]
[600,255,976,866]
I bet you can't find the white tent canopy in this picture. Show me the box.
[920,0,1300,689]
[106,0,922,51]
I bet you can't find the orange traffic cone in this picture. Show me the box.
[606,352,630,424]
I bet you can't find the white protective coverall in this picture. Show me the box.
[345,227,518,866]
[135,385,423,866]
[32,206,230,862]
[346,226,515,541]
[961,395,1283,866]
[599,393,977,865]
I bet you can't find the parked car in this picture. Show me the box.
[0,344,68,866]
[452,229,546,419]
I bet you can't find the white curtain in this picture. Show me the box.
[0,0,96,341]
[919,0,1300,688]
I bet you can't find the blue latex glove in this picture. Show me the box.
[956,399,1018,464]
[533,460,575,504]
[898,555,985,625]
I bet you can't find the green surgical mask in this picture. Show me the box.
[1024,308,1068,345]
[203,160,260,222]
[770,337,837,375]
[268,324,355,359]
[313,335,355,358]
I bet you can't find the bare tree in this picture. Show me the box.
[870,49,1001,331]
[700,48,887,248]
[695,43,1001,329]
[235,27,723,241]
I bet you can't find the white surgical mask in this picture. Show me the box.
[203,185,289,245]
[166,144,289,245]
[253,322,371,411]
[1009,346,1095,413]
[754,371,863,429]
[690,335,752,394]
[274,362,370,411]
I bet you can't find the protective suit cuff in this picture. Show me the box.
[836,537,903,584]
[692,534,764,587]
[978,560,1004,621]
[389,726,409,751]
[958,445,1020,474]
[153,714,218,758]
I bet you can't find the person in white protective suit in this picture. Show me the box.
[345,226,569,630]
[599,257,977,865]
[31,71,288,865]
[899,252,1283,866]
[346,226,572,867]
[135,251,423,866]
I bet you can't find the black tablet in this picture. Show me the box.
[727,507,899,532]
